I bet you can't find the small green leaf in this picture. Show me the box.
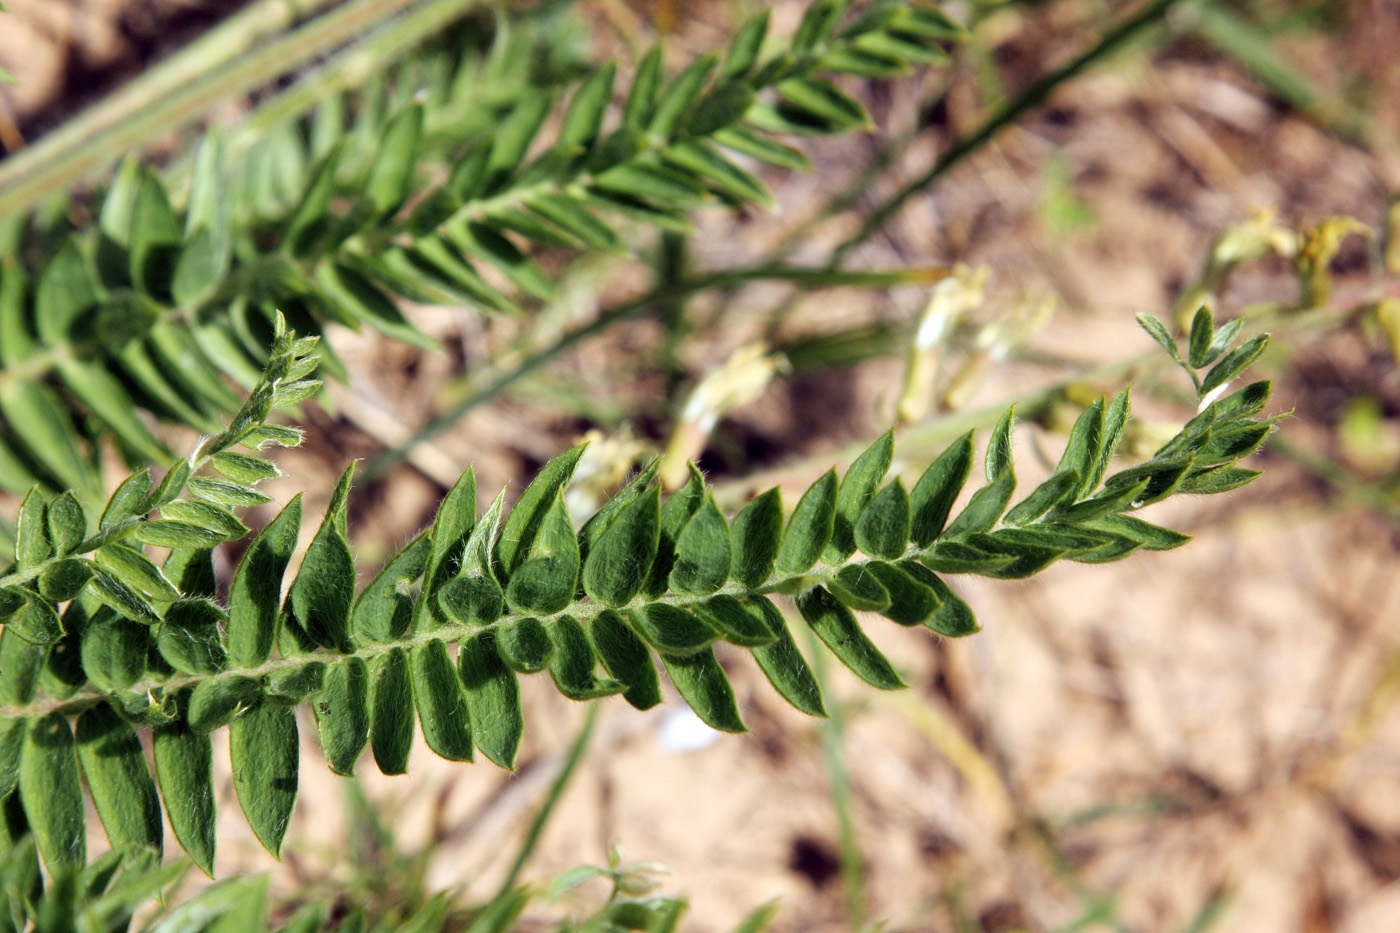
[826,563,892,611]
[630,603,720,656]
[747,596,826,717]
[986,408,1015,482]
[164,545,216,598]
[1136,313,1182,362]
[15,487,49,571]
[910,431,974,546]
[1085,513,1191,550]
[524,195,622,252]
[670,493,731,595]
[1179,464,1262,494]
[624,46,664,129]
[548,615,626,700]
[661,649,746,733]
[160,499,248,538]
[692,594,776,647]
[212,452,280,485]
[58,360,169,463]
[95,543,179,601]
[1213,380,1272,421]
[0,716,25,800]
[187,675,260,732]
[21,712,87,873]
[457,633,522,770]
[649,54,718,140]
[132,520,224,549]
[35,239,98,346]
[775,469,837,574]
[587,609,662,711]
[559,63,616,149]
[368,647,414,775]
[1103,453,1194,506]
[153,720,216,876]
[354,533,429,644]
[230,700,299,858]
[662,139,771,206]
[899,561,979,637]
[854,479,911,559]
[38,558,92,603]
[718,10,770,82]
[864,561,942,627]
[365,103,423,216]
[158,599,228,674]
[497,445,586,578]
[583,486,660,607]
[0,627,45,704]
[315,262,438,352]
[485,95,553,191]
[1004,469,1080,526]
[44,492,85,556]
[75,705,162,854]
[942,468,1016,538]
[828,431,893,561]
[496,616,554,673]
[504,494,580,615]
[7,590,62,645]
[263,661,326,704]
[87,566,160,625]
[1203,317,1245,367]
[284,466,355,654]
[187,477,272,509]
[129,170,183,298]
[227,495,301,667]
[920,540,1015,574]
[411,639,475,762]
[775,77,870,130]
[314,657,370,776]
[797,586,904,690]
[713,125,812,171]
[729,488,783,588]
[100,469,152,531]
[1056,399,1104,499]
[1188,305,1215,368]
[1200,334,1270,396]
[79,608,150,690]
[1,382,93,494]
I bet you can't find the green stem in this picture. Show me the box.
[830,0,1184,265]
[359,263,949,480]
[494,702,600,899]
[805,629,868,929]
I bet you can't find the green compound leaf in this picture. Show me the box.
[230,700,299,858]
[774,469,837,574]
[368,647,414,775]
[411,639,475,762]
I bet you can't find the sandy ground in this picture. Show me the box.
[6,1,1400,931]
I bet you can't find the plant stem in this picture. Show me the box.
[805,628,868,929]
[830,0,1185,265]
[359,263,951,480]
[495,703,600,899]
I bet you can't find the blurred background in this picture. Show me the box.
[3,0,1400,930]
